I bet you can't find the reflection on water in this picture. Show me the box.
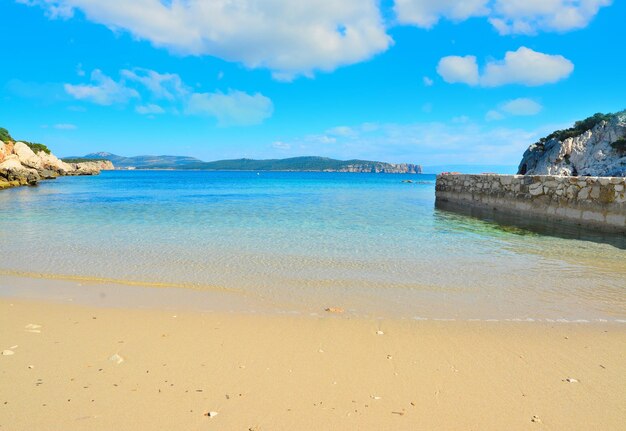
[0,171,624,320]
[434,199,626,249]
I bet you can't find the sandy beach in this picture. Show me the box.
[1,298,624,430]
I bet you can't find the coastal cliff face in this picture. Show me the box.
[329,162,422,174]
[0,140,114,190]
[518,111,626,177]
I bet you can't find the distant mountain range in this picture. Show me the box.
[66,153,423,174]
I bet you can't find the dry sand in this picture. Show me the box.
[1,298,625,430]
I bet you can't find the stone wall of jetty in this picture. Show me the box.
[435,174,626,232]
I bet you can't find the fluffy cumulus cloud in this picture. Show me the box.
[489,0,612,35]
[481,47,574,86]
[64,69,139,105]
[395,0,489,28]
[18,0,391,80]
[186,90,273,126]
[121,68,188,101]
[65,68,273,126]
[394,0,611,34]
[437,47,574,87]
[436,55,479,85]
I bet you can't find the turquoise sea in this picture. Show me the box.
[0,171,624,321]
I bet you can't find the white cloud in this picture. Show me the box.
[16,0,73,18]
[64,69,139,105]
[64,67,274,125]
[186,90,273,126]
[437,47,573,87]
[54,123,77,129]
[422,76,434,86]
[20,0,391,79]
[395,0,489,28]
[135,104,165,115]
[121,68,188,101]
[394,0,611,34]
[500,98,542,115]
[489,0,612,35]
[481,47,574,86]
[436,55,479,85]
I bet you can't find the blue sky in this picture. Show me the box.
[1,0,624,168]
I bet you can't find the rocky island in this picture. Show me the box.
[0,127,113,190]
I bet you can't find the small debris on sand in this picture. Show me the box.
[109,353,125,364]
[392,411,405,416]
[25,324,42,333]
[371,395,382,400]
[531,415,541,423]
[27,365,34,369]
[376,331,384,335]
[386,355,392,359]
[564,378,578,383]
[325,307,344,314]
[204,411,219,418]
[1,350,15,356]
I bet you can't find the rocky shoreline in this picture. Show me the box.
[0,140,114,190]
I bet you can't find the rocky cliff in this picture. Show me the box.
[327,162,421,173]
[518,110,626,177]
[0,140,114,190]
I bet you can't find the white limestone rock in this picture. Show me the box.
[518,111,626,177]
[0,156,41,184]
[37,151,75,174]
[13,142,44,170]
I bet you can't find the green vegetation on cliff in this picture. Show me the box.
[0,127,13,142]
[61,157,108,164]
[533,112,616,150]
[0,127,51,154]
[22,142,51,154]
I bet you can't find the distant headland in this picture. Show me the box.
[71,152,423,174]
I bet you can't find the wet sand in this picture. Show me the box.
[1,298,625,430]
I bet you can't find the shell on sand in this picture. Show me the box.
[109,353,125,364]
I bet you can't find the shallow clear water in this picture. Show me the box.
[0,171,624,320]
